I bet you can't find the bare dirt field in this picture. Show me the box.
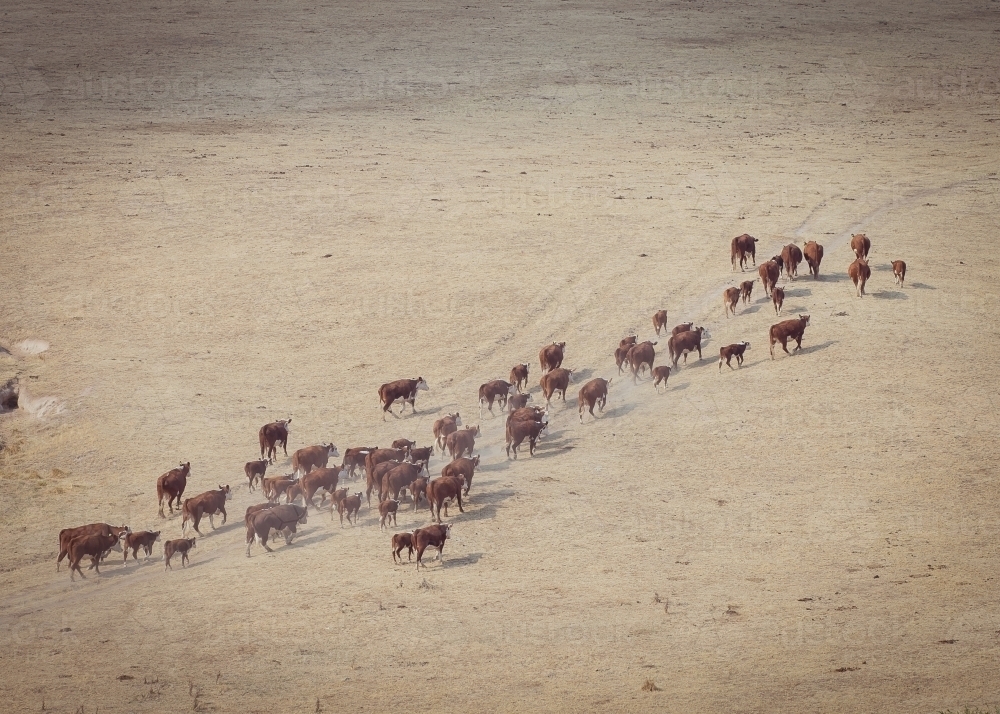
[2,0,1000,711]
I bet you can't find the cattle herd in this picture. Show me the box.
[56,233,905,579]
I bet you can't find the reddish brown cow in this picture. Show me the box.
[258,418,291,463]
[157,462,190,517]
[508,406,548,425]
[284,481,306,505]
[244,460,268,491]
[538,342,566,374]
[445,425,481,460]
[378,377,429,419]
[365,448,407,488]
[245,504,308,555]
[719,342,751,370]
[803,241,824,279]
[427,476,465,523]
[772,285,785,315]
[299,466,341,510]
[341,447,377,480]
[651,366,671,392]
[321,487,348,513]
[850,233,871,260]
[781,243,803,279]
[368,458,404,507]
[379,499,400,530]
[381,462,425,503]
[629,342,656,382]
[740,280,754,304]
[413,523,452,570]
[731,233,759,271]
[57,523,129,571]
[893,260,907,286]
[338,492,363,526]
[123,531,161,565]
[723,287,740,318]
[849,258,871,297]
[506,419,547,459]
[163,537,196,569]
[407,446,433,472]
[758,260,781,297]
[540,368,573,406]
[668,327,706,367]
[181,485,232,535]
[619,335,638,349]
[443,455,480,495]
[263,475,296,503]
[409,477,428,510]
[479,379,515,418]
[391,438,415,455]
[509,364,529,393]
[292,443,339,478]
[578,378,611,422]
[245,502,279,526]
[67,532,123,580]
[653,310,669,335]
[615,344,633,375]
[769,314,811,359]
[507,393,532,411]
[432,413,462,452]
[392,532,414,563]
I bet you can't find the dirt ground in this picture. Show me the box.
[2,0,999,711]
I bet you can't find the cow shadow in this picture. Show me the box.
[798,339,837,355]
[570,367,594,381]
[910,282,935,290]
[872,290,907,300]
[783,287,812,298]
[818,272,849,283]
[444,552,484,568]
[600,402,637,419]
[291,530,336,548]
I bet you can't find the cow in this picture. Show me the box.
[893,260,907,286]
[540,368,573,406]
[245,502,279,526]
[538,342,566,374]
[442,455,480,496]
[413,523,452,570]
[628,343,656,383]
[244,460,268,491]
[850,233,871,260]
[719,342,751,370]
[509,364,529,393]
[668,327,706,367]
[445,425,480,460]
[427,476,465,523]
[731,233,758,271]
[341,447,376,480]
[615,344,633,375]
[407,446,433,472]
[803,241,824,279]
[651,366,671,392]
[619,335,638,349]
[758,259,781,297]
[578,378,611,422]
[368,458,405,507]
[378,377,429,419]
[409,477,428,510]
[381,462,424,503]
[770,255,785,275]
[781,243,803,279]
[479,379,515,418]
[67,532,123,580]
[321,487,348,513]
[338,493,363,526]
[392,532,414,563]
[508,405,548,426]
[245,504,308,556]
[163,537,196,569]
[723,287,740,318]
[653,310,669,335]
[258,418,291,463]
[157,462,190,517]
[769,315,811,359]
[391,438,415,455]
[299,466,341,510]
[263,475,296,503]
[379,499,400,531]
[122,531,161,565]
[848,258,871,297]
[671,323,694,337]
[740,280,754,304]
[181,485,232,535]
[432,413,462,453]
[772,285,785,315]
[507,393,532,411]
[284,481,307,505]
[57,523,129,571]
[291,443,339,478]
[506,418,547,459]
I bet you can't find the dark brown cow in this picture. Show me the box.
[392,532,414,563]
[244,460,268,491]
[578,378,611,421]
[245,504,308,556]
[672,322,694,336]
[258,418,291,463]
[442,455,480,496]
[299,466,341,510]
[719,342,751,370]
[368,458,404,507]
[803,241,824,279]
[338,492,363,526]
[651,366,671,392]
[629,342,656,382]
[770,254,784,275]
[772,285,785,315]
[163,537,196,569]
[407,446,433,472]
[506,419,547,459]
[413,523,452,570]
[731,233,758,271]
[781,243,803,279]
[893,260,907,286]
[538,342,566,374]
[507,393,532,412]
[740,280,754,304]
[378,377,429,419]
[509,364,529,393]
[123,531,161,565]
[381,462,425,503]
[850,233,871,260]
[57,523,129,571]
[245,502,279,526]
[479,379,515,418]
[427,476,465,523]
[341,447,377,480]
[849,257,871,297]
[540,368,573,406]
[157,462,190,517]
[445,425,480,460]
[67,532,123,580]
[263,475,296,503]
[615,344,633,375]
[769,315,811,359]
[668,327,706,367]
[292,443,339,478]
[181,485,232,535]
[409,477,428,510]
[723,287,740,318]
[391,438,415,454]
[432,413,462,452]
[758,259,781,297]
[653,310,669,335]
[379,499,400,531]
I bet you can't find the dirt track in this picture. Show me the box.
[2,0,1000,711]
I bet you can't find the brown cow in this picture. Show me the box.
[850,233,871,260]
[479,379,515,418]
[413,523,452,570]
[263,475,296,503]
[769,314,811,359]
[672,322,694,336]
[379,499,400,531]
[619,335,638,349]
[427,476,465,523]
[432,413,462,453]
[578,378,611,422]
[292,443,339,478]
[443,455,480,495]
[245,504,308,556]
[409,477,428,510]
[321,487,348,513]
[653,310,669,335]
[848,258,871,297]
[391,438,415,455]
[378,377,429,419]
[506,419,547,459]
[392,532,414,563]
[893,260,907,286]
[758,259,781,297]
[244,460,268,491]
[338,492,363,526]
[299,466,341,510]
[258,418,291,463]
[284,480,306,505]
[407,446,433,472]
[123,531,161,565]
[181,485,232,535]
[341,447,377,480]
[245,502,279,526]
[629,342,656,383]
[368,458,405,507]
[381,462,425,503]
[803,241,824,279]
[57,523,129,571]
[163,537,196,569]
[507,393,532,411]
[508,406,548,425]
[509,364,529,393]
[157,462,190,517]
[446,425,481,460]
[67,532,123,580]
[731,233,758,271]
[668,327,706,367]
[651,366,671,392]
[365,448,407,489]
[540,368,573,406]
[538,342,566,374]
[781,243,803,279]
[772,285,785,315]
[719,342,751,370]
[723,287,740,318]
[740,280,754,304]
[615,344,633,375]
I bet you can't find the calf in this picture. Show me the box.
[427,476,465,523]
[409,477,428,510]
[299,466,341,510]
[263,475,296,503]
[628,342,656,383]
[848,257,871,297]
[57,523,129,571]
[507,393,532,411]
[181,485,232,536]
[578,378,611,421]
[538,342,566,374]
[772,285,785,315]
[506,418,547,459]
[292,443,339,478]
[509,364,529,393]
[769,314,811,359]
[803,241,824,279]
[672,322,694,336]
[338,493,363,526]
[157,461,190,517]
[719,342,751,370]
[723,287,740,318]
[651,366,671,392]
[668,327,706,368]
[245,504,308,556]
[445,425,481,460]
[758,259,781,297]
[740,280,754,304]
[432,413,462,453]
[258,418,291,463]
[322,487,349,514]
[378,377,429,419]
[341,447,376,480]
[540,367,573,406]
[413,523,452,570]
[893,260,907,286]
[123,531,161,565]
[392,532,415,563]
[67,532,123,580]
[379,499,400,531]
[479,379,515,418]
[652,310,669,335]
[443,455,480,496]
[163,538,196,569]
[781,243,803,279]
[615,344,633,375]
[244,460,268,491]
[850,233,871,260]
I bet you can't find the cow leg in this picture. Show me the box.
[416,546,425,570]
[781,339,791,356]
[437,545,445,563]
[182,553,189,567]
[70,559,85,580]
[220,507,227,526]
[91,555,102,575]
[209,514,216,530]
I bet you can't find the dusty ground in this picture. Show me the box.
[2,0,1000,711]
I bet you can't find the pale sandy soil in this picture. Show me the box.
[2,0,1000,711]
